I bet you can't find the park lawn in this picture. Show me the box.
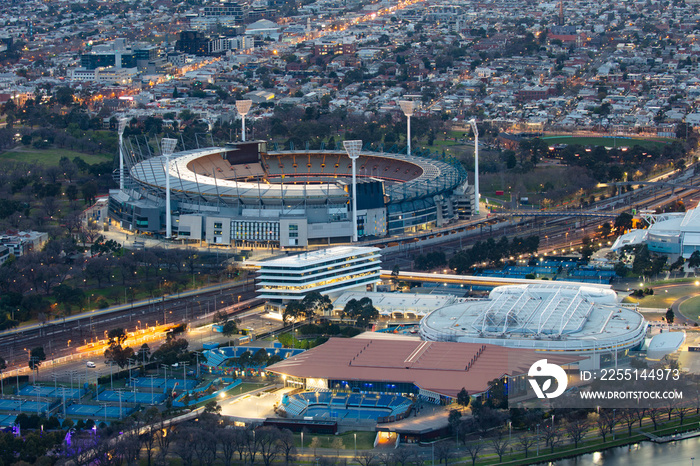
[296,430,376,450]
[541,136,673,150]
[0,147,113,165]
[680,295,700,322]
[623,284,700,309]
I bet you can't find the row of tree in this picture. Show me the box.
[449,236,540,273]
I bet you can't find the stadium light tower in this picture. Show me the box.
[468,119,480,215]
[118,118,128,190]
[343,140,362,243]
[235,99,252,142]
[161,138,178,239]
[399,100,414,157]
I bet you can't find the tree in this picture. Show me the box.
[104,328,135,368]
[448,410,462,441]
[155,417,173,465]
[222,320,238,344]
[517,433,536,458]
[29,346,46,372]
[277,428,296,465]
[565,417,588,448]
[620,409,637,437]
[175,426,196,466]
[141,409,160,466]
[464,439,484,466]
[331,437,345,457]
[343,297,379,328]
[219,428,238,466]
[204,400,222,414]
[689,250,700,268]
[490,433,509,462]
[434,441,455,465]
[647,407,662,430]
[614,212,634,232]
[666,308,675,324]
[301,291,332,317]
[283,300,305,326]
[456,388,470,408]
[391,264,400,285]
[355,451,378,466]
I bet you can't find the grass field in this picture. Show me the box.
[0,148,113,165]
[541,135,673,150]
[622,285,700,308]
[296,430,376,450]
[226,382,265,397]
[680,295,700,322]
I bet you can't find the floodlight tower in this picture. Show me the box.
[468,119,480,215]
[343,140,362,243]
[235,99,252,142]
[399,100,414,157]
[118,118,128,190]
[161,138,178,239]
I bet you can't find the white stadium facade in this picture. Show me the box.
[418,284,648,370]
[108,140,474,247]
[612,207,700,259]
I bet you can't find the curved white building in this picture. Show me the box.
[612,207,700,259]
[419,284,647,370]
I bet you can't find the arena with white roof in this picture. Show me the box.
[419,284,648,370]
[612,207,700,259]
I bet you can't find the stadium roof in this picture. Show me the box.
[419,284,647,351]
[266,337,581,397]
[332,291,461,316]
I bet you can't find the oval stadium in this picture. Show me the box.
[109,140,474,247]
[419,284,648,370]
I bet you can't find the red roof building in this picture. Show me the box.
[267,337,580,399]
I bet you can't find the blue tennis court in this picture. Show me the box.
[129,378,197,390]
[66,404,136,419]
[97,390,166,404]
[19,386,85,399]
[0,414,17,427]
[304,406,392,421]
[0,399,49,414]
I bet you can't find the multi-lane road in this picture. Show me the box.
[0,281,259,375]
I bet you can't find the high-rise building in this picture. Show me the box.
[203,0,250,24]
[175,31,210,56]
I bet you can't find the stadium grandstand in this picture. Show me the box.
[419,284,647,370]
[108,139,473,247]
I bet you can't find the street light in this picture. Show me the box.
[235,100,252,142]
[468,118,480,215]
[399,100,414,157]
[118,118,128,191]
[161,138,178,239]
[343,140,362,243]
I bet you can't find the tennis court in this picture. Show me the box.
[304,406,392,421]
[0,399,49,414]
[130,378,196,390]
[97,390,166,405]
[19,386,85,399]
[0,414,17,426]
[66,404,136,419]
